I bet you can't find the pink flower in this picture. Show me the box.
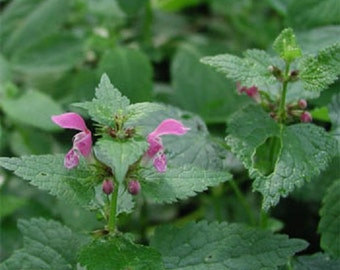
[145,119,190,172]
[237,83,260,102]
[51,112,92,169]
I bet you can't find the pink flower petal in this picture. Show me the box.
[73,131,92,157]
[149,119,190,138]
[153,152,167,173]
[146,136,163,157]
[51,112,88,131]
[64,149,80,169]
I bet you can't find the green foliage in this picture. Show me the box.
[141,166,231,203]
[0,155,96,206]
[75,74,130,126]
[299,43,340,91]
[94,139,148,184]
[11,34,83,75]
[1,0,71,56]
[0,218,88,270]
[200,49,278,90]
[226,105,338,210]
[319,180,340,257]
[150,221,307,269]
[1,0,339,267]
[292,253,340,270]
[172,45,249,123]
[296,26,340,54]
[78,236,164,270]
[97,48,153,102]
[287,0,340,29]
[0,195,27,219]
[0,89,63,131]
[273,28,302,63]
[154,0,203,11]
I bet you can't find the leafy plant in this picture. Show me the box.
[1,1,340,269]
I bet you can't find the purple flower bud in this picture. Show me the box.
[102,180,114,195]
[128,180,141,195]
[300,111,312,123]
[298,99,307,109]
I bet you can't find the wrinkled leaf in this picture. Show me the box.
[0,155,96,206]
[78,236,164,270]
[0,218,88,270]
[319,180,340,257]
[151,221,307,269]
[141,166,231,203]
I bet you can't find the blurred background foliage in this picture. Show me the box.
[0,0,339,261]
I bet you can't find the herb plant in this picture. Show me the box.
[0,0,339,269]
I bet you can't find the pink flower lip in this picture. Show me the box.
[51,112,92,169]
[146,118,189,173]
[51,112,88,131]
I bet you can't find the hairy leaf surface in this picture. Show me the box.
[0,155,95,206]
[151,221,307,269]
[227,105,338,209]
[79,236,164,270]
[141,167,231,203]
[319,180,340,257]
[0,218,88,270]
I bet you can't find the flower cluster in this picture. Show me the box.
[145,119,190,172]
[51,112,92,169]
[236,83,312,123]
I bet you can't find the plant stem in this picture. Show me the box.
[278,62,290,123]
[229,180,256,226]
[108,181,119,233]
[259,209,268,228]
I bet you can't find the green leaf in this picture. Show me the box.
[0,155,96,206]
[116,0,148,15]
[292,253,340,270]
[140,166,231,203]
[329,93,340,146]
[299,43,340,92]
[287,0,340,29]
[273,28,302,63]
[296,26,340,54]
[226,105,338,210]
[153,0,204,11]
[0,89,63,131]
[11,34,83,75]
[78,236,164,270]
[94,139,148,183]
[126,102,164,126]
[201,49,278,90]
[97,48,153,103]
[292,157,340,203]
[319,179,340,257]
[150,221,307,269]
[0,218,88,270]
[172,44,249,123]
[0,0,41,41]
[2,0,70,56]
[75,74,130,126]
[0,195,27,219]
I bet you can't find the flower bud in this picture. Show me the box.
[128,180,141,195]
[102,180,114,195]
[300,111,312,123]
[298,99,307,109]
